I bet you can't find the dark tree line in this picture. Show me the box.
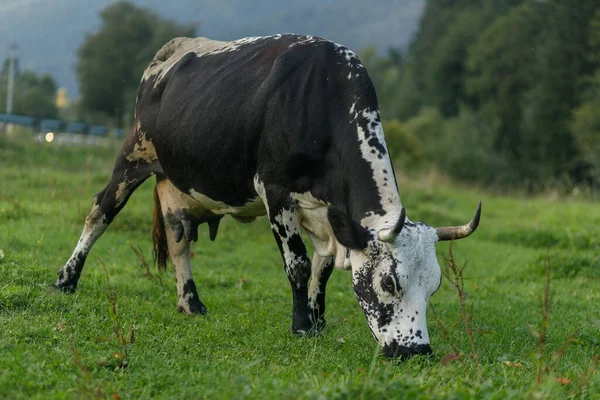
[0,59,59,119]
[75,0,600,190]
[76,1,195,127]
[366,0,600,190]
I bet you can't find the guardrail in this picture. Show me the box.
[0,113,126,138]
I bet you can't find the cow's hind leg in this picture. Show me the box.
[53,132,160,292]
[308,253,334,330]
[259,185,316,335]
[155,177,207,315]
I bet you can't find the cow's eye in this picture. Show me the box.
[381,275,396,294]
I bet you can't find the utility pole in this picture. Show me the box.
[6,43,17,115]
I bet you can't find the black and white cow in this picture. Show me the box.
[54,34,481,359]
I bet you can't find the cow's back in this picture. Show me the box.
[135,34,376,210]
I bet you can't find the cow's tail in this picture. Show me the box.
[152,185,169,271]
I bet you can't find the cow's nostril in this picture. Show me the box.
[382,342,433,359]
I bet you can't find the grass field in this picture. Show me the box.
[1,135,599,399]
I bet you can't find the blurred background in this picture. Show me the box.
[0,0,599,195]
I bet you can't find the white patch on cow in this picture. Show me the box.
[349,102,356,115]
[333,43,365,70]
[176,281,197,314]
[79,203,106,246]
[273,208,305,285]
[188,189,265,217]
[126,124,157,164]
[143,36,268,87]
[349,101,361,123]
[253,174,266,200]
[354,108,402,229]
[290,191,352,270]
[380,297,430,349]
[115,180,135,208]
[157,179,201,216]
[287,35,321,48]
[56,202,108,285]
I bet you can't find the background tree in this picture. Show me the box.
[366,0,600,190]
[76,1,196,127]
[0,60,59,119]
[572,9,600,185]
[518,0,600,186]
[465,2,541,180]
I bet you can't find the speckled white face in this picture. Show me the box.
[350,222,442,357]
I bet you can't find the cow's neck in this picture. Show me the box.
[343,106,403,231]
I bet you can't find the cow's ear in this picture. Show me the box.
[327,207,371,250]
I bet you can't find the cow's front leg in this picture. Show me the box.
[308,253,334,330]
[262,188,314,335]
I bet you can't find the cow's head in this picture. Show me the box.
[327,202,481,359]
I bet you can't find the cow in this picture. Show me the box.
[53,34,481,359]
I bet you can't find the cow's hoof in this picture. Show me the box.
[292,319,324,337]
[292,326,323,337]
[51,282,76,293]
[176,299,208,315]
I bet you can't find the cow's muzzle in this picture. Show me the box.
[382,342,433,359]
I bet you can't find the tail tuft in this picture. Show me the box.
[152,184,169,271]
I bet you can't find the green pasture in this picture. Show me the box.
[0,136,599,399]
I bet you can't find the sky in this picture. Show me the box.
[0,0,424,97]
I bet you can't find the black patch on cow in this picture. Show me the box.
[53,252,87,293]
[182,279,197,299]
[311,257,334,327]
[352,246,395,331]
[180,279,207,315]
[327,206,371,250]
[382,343,433,360]
[367,137,387,156]
[276,224,287,238]
[287,233,306,256]
[377,303,394,328]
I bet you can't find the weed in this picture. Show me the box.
[99,258,135,371]
[128,242,163,285]
[439,241,482,380]
[577,354,600,393]
[68,341,106,399]
[534,257,552,388]
[527,258,599,396]
[429,303,460,364]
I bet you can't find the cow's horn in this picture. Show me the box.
[378,207,406,243]
[436,201,482,241]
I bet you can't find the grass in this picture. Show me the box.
[0,135,599,399]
